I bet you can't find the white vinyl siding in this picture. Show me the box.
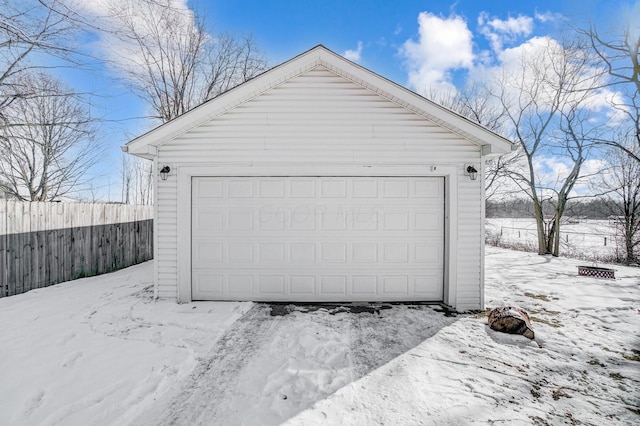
[161,69,480,164]
[156,175,178,299]
[155,67,484,309]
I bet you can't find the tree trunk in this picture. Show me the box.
[546,216,556,254]
[552,216,561,257]
[624,215,636,265]
[534,201,548,255]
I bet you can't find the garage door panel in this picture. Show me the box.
[352,243,377,263]
[258,179,286,198]
[229,211,254,230]
[352,211,378,230]
[320,276,347,294]
[414,275,443,298]
[192,176,444,301]
[290,276,315,294]
[320,178,347,198]
[193,272,224,297]
[228,178,254,197]
[383,211,409,230]
[415,210,443,231]
[258,210,285,230]
[415,244,443,264]
[290,210,316,230]
[229,275,254,294]
[193,211,223,232]
[192,241,223,266]
[228,243,253,262]
[290,178,316,197]
[194,239,442,266]
[320,243,347,263]
[382,276,409,294]
[383,244,410,263]
[258,243,285,262]
[195,178,223,198]
[192,271,444,301]
[290,243,315,262]
[382,178,409,198]
[413,179,443,198]
[352,179,378,198]
[320,210,348,230]
[259,276,285,294]
[203,206,441,234]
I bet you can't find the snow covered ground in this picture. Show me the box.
[1,247,638,425]
[0,263,252,426]
[486,218,624,261]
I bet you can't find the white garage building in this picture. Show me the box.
[124,45,512,311]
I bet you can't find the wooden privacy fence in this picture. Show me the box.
[0,201,154,298]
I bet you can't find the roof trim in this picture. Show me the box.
[125,45,513,158]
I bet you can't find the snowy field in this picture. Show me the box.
[487,218,625,261]
[0,247,639,425]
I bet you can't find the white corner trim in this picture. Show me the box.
[479,160,486,310]
[444,172,458,308]
[153,157,160,301]
[177,171,192,303]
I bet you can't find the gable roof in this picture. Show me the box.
[123,45,513,159]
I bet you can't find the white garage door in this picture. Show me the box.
[191,176,444,302]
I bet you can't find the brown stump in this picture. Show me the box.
[488,306,535,339]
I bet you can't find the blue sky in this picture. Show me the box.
[64,0,635,200]
[203,0,617,81]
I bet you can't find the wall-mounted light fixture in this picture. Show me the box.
[160,165,171,181]
[466,165,478,181]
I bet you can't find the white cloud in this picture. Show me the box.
[471,36,613,113]
[478,12,533,52]
[534,11,564,23]
[398,10,626,199]
[75,0,199,77]
[482,14,533,35]
[343,41,363,62]
[400,12,474,93]
[531,156,607,196]
[467,36,557,105]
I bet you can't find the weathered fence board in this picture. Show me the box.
[0,201,153,298]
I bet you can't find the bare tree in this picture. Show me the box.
[0,0,83,126]
[0,72,98,200]
[427,84,519,200]
[580,17,640,163]
[600,145,640,264]
[120,153,153,205]
[103,0,268,123]
[489,37,604,256]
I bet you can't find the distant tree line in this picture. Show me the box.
[487,195,638,265]
[487,198,621,220]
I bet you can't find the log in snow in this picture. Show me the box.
[488,306,535,339]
